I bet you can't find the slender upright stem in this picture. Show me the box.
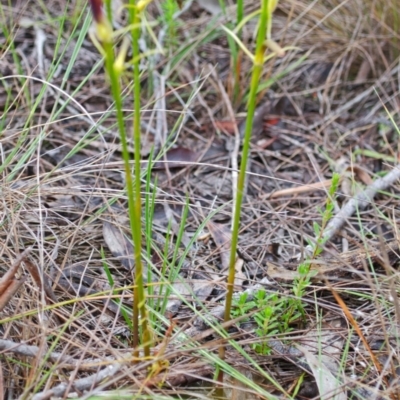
[218,0,270,381]
[232,0,244,104]
[128,0,151,359]
[237,0,244,26]
[89,0,150,357]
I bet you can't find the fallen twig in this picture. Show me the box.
[322,163,400,242]
[31,362,122,400]
[0,339,113,372]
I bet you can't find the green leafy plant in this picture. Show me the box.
[160,0,180,48]
[232,289,302,355]
[231,292,256,322]
[252,290,282,355]
[292,172,341,314]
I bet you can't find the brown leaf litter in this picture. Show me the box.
[1,0,400,399]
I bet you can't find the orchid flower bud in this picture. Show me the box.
[114,37,130,75]
[89,0,113,43]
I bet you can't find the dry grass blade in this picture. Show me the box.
[268,179,332,199]
[0,362,3,400]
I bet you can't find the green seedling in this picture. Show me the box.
[292,173,341,316]
[233,289,304,355]
[160,0,180,48]
[231,292,256,322]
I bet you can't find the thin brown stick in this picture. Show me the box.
[0,338,110,372]
[31,362,122,400]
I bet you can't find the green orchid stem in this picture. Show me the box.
[102,0,151,360]
[218,0,270,383]
[128,0,151,360]
[237,0,244,26]
[233,0,244,104]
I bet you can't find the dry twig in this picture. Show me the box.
[323,163,400,242]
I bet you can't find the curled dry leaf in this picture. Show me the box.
[0,278,26,312]
[239,101,272,139]
[207,221,245,290]
[56,264,121,317]
[165,279,193,318]
[355,58,372,83]
[207,221,232,270]
[24,259,58,304]
[103,221,135,272]
[214,120,239,136]
[192,270,219,305]
[0,247,31,294]
[0,248,31,311]
[234,257,246,288]
[256,137,277,149]
[346,165,373,185]
[296,344,346,400]
[265,261,298,282]
[341,165,373,196]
